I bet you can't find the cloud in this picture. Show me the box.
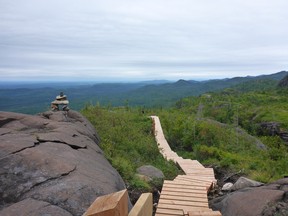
[0,0,287,82]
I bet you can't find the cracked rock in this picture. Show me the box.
[0,110,129,215]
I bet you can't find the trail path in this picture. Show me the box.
[151,116,221,216]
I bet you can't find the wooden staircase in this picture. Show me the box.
[83,116,221,216]
[151,116,221,216]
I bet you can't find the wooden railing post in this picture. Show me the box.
[128,193,153,216]
[83,189,128,216]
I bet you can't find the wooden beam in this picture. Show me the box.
[156,207,184,215]
[160,194,208,203]
[188,210,222,216]
[160,191,207,199]
[83,189,128,216]
[128,193,153,216]
[158,199,208,208]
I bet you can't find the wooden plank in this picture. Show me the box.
[184,173,212,177]
[165,180,208,187]
[188,211,222,216]
[170,180,211,189]
[160,191,208,199]
[173,177,215,192]
[162,186,207,194]
[184,171,214,175]
[155,213,182,216]
[83,189,128,216]
[163,151,178,155]
[177,159,204,167]
[184,169,214,173]
[156,208,184,215]
[164,184,207,191]
[173,179,212,188]
[178,164,204,168]
[155,214,177,216]
[159,199,208,208]
[160,194,208,203]
[157,203,211,213]
[177,176,215,183]
[163,183,206,191]
[184,169,214,174]
[177,175,213,180]
[128,193,153,216]
[175,176,212,182]
[174,179,211,187]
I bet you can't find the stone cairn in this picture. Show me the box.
[51,92,70,111]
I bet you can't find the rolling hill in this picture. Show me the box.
[0,71,287,114]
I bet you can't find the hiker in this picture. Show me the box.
[51,92,69,111]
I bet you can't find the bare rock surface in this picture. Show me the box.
[211,178,288,216]
[230,177,263,191]
[0,110,128,216]
[136,165,164,180]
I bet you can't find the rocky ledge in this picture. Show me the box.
[0,110,128,216]
[210,177,288,216]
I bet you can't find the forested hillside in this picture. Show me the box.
[81,76,288,196]
[159,82,288,182]
[1,71,287,114]
[1,72,288,191]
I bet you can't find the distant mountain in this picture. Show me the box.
[125,71,288,106]
[138,80,171,85]
[0,71,287,114]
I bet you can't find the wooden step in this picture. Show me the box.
[163,181,207,191]
[177,160,205,169]
[156,207,184,215]
[170,180,210,188]
[188,210,222,216]
[160,190,208,199]
[159,199,208,208]
[160,194,208,203]
[162,186,207,194]
[176,176,214,182]
[174,178,212,187]
[177,176,216,183]
[184,168,214,175]
[157,203,212,214]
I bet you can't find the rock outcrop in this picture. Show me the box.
[278,75,288,88]
[259,122,288,144]
[0,110,129,216]
[211,178,288,216]
[136,165,164,181]
[229,177,263,191]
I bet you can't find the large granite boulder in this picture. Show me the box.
[136,165,164,180]
[211,178,288,216]
[230,177,263,191]
[0,111,129,216]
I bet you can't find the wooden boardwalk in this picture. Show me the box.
[151,116,221,216]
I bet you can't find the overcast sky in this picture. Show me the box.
[0,0,287,82]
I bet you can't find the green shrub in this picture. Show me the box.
[129,175,150,191]
[81,106,180,193]
[112,156,134,180]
